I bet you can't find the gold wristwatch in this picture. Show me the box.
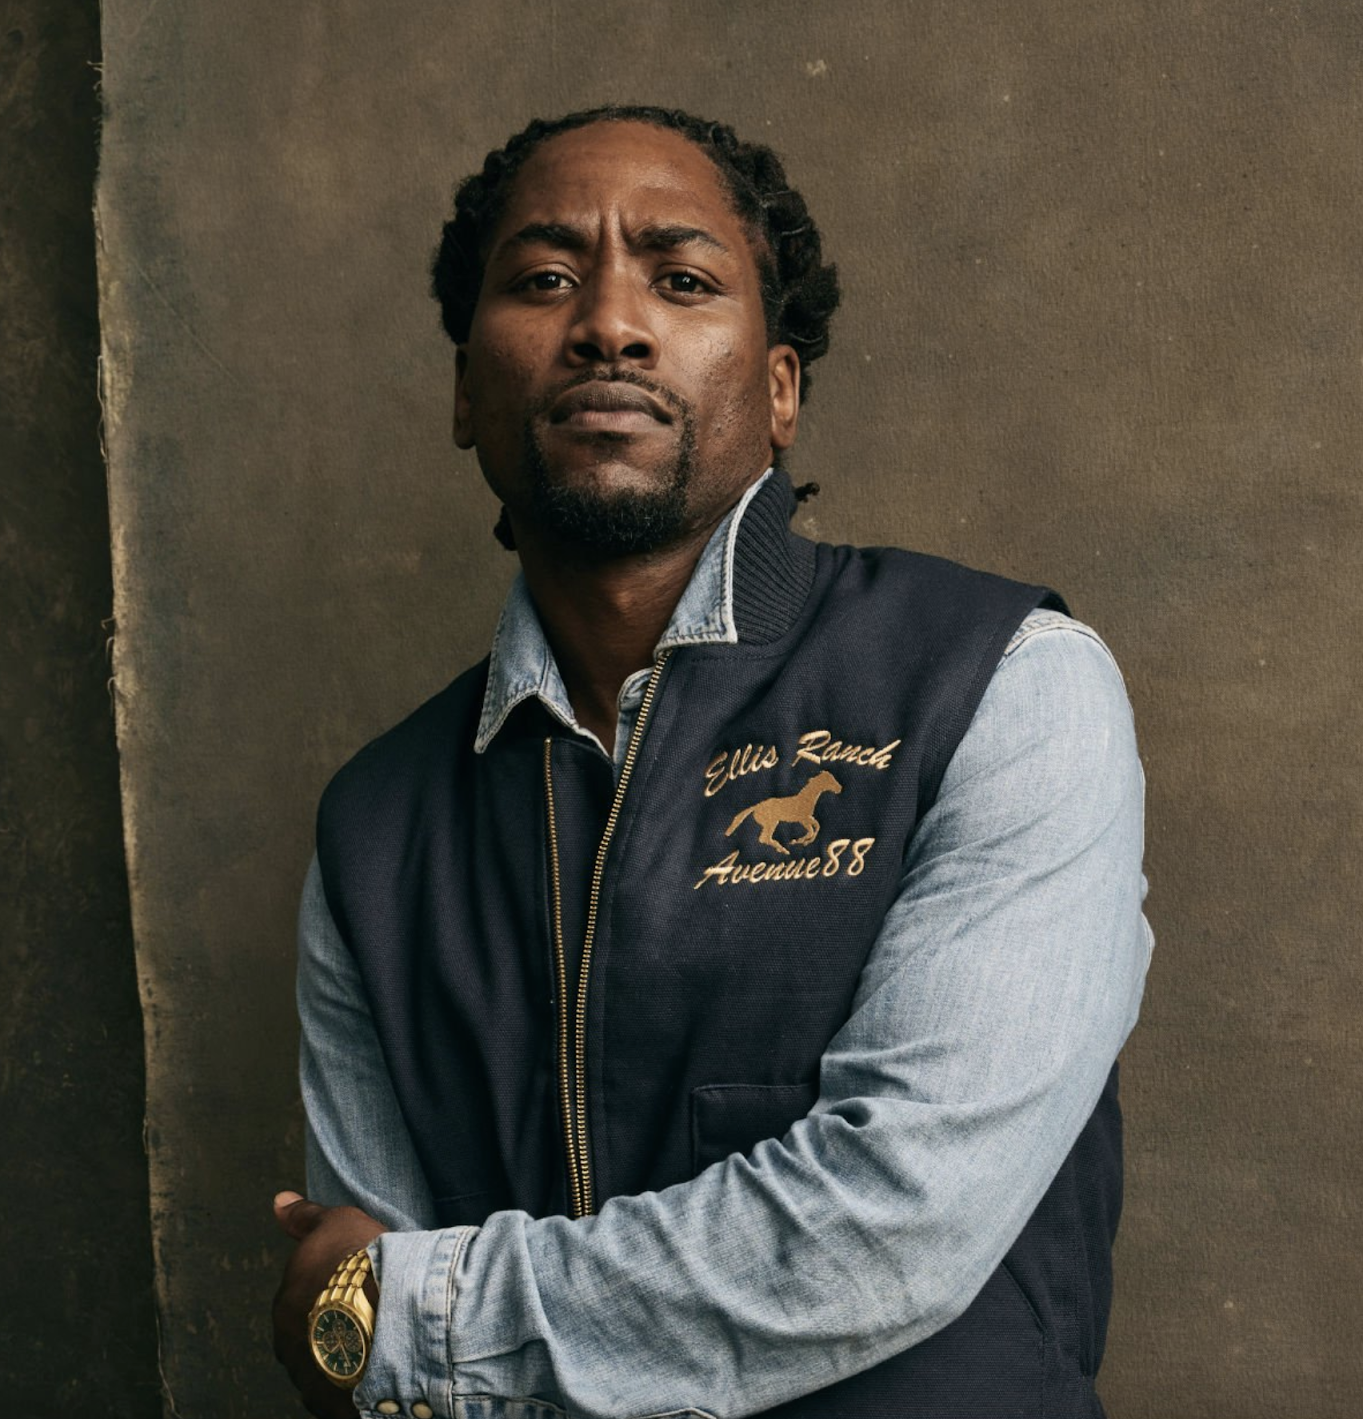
[307,1247,377,1389]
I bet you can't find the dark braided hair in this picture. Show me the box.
[431,105,840,404]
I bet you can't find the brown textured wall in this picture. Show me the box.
[0,0,160,1410]
[94,2,1362,1415]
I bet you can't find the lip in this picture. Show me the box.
[548,381,674,429]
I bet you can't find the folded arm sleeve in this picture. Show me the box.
[298,855,439,1233]
[356,615,1153,1419]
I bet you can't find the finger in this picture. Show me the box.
[273,1192,327,1240]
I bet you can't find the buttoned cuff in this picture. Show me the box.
[355,1226,479,1419]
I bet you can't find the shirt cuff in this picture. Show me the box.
[356,1226,479,1418]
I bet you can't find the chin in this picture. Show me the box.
[531,478,692,558]
[522,424,698,558]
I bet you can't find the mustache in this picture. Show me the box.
[532,368,691,423]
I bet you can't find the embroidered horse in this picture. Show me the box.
[724,770,844,855]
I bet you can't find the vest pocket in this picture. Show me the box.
[690,1081,820,1173]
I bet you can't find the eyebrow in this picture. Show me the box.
[497,221,590,257]
[634,224,731,256]
[496,221,731,260]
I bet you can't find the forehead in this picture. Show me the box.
[491,121,755,255]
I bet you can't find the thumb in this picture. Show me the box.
[273,1190,326,1240]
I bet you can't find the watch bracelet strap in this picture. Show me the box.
[318,1247,375,1318]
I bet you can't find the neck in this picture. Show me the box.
[517,531,709,752]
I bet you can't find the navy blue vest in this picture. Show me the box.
[317,473,1120,1418]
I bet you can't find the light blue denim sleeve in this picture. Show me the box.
[298,856,439,1233]
[347,613,1153,1419]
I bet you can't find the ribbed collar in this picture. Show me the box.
[474,468,809,754]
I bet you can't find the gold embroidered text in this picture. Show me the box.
[704,743,781,798]
[694,838,877,890]
[792,731,901,772]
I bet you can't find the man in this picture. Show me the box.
[272,106,1150,1419]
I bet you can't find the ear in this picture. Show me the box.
[452,347,475,449]
[767,344,800,452]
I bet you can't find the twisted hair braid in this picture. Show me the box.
[431,105,840,402]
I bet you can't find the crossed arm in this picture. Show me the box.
[273,616,1152,1419]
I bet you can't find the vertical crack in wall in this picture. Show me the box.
[0,0,161,1410]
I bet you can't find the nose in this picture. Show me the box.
[564,265,658,368]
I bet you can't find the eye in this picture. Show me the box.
[657,269,714,297]
[513,269,575,294]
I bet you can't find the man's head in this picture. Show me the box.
[431,107,840,559]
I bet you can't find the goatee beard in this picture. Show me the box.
[520,415,699,559]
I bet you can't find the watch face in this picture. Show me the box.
[311,1305,367,1382]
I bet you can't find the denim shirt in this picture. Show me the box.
[298,473,1153,1419]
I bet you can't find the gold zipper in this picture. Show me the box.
[543,651,671,1218]
[542,739,584,1219]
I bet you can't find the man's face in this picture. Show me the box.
[453,120,800,559]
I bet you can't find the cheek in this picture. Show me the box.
[468,342,537,423]
[691,336,772,439]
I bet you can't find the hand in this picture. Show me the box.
[272,1190,386,1418]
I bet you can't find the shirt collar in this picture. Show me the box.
[474,468,774,753]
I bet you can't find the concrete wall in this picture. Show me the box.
[88,2,1362,1414]
[0,1,160,1411]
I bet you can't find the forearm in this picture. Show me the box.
[384,1066,1120,1417]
